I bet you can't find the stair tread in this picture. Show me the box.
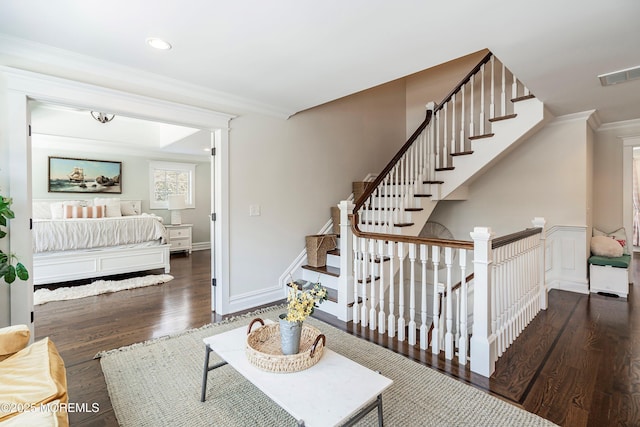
[363,206,423,212]
[451,150,474,157]
[468,133,495,140]
[327,248,340,256]
[489,113,517,122]
[512,94,535,102]
[423,180,444,184]
[365,221,414,227]
[357,276,380,284]
[357,254,390,263]
[302,264,340,277]
[414,194,432,198]
[435,167,455,171]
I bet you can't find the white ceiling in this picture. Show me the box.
[1,0,640,153]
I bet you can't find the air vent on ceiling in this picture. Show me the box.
[598,65,640,86]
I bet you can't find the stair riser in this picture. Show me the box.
[302,269,339,289]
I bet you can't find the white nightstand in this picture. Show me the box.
[166,224,193,254]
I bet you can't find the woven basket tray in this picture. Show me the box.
[245,318,326,373]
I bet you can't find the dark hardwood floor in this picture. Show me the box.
[35,250,640,426]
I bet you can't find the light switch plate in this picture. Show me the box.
[249,204,261,216]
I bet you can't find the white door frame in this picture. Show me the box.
[2,66,234,333]
[622,134,640,281]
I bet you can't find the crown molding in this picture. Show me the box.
[597,117,640,133]
[0,34,292,118]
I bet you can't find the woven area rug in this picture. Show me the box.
[34,274,174,305]
[98,306,557,427]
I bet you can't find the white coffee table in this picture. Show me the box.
[200,320,393,427]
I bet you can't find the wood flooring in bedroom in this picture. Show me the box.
[34,250,640,426]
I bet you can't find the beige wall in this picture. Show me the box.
[429,116,592,239]
[228,80,406,297]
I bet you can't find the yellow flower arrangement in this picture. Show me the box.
[284,281,328,323]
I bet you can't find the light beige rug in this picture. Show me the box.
[34,274,174,305]
[98,305,557,427]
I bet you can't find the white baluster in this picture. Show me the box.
[469,74,475,137]
[397,242,406,341]
[501,62,506,117]
[360,238,368,328]
[429,115,436,181]
[459,249,468,365]
[436,111,441,169]
[489,56,495,119]
[494,247,504,355]
[369,239,377,330]
[460,84,465,153]
[512,74,518,100]
[387,241,396,337]
[383,177,389,233]
[444,247,454,359]
[408,243,417,345]
[378,240,386,333]
[352,234,360,324]
[443,103,448,167]
[419,244,429,350]
[451,93,456,155]
[480,63,486,135]
[431,245,440,354]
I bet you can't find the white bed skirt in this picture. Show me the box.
[33,244,171,285]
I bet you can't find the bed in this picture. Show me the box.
[32,199,170,285]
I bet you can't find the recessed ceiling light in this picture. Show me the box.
[146,37,172,50]
[598,65,640,86]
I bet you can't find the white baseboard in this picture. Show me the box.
[226,286,286,315]
[547,279,589,294]
[192,242,211,251]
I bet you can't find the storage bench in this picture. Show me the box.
[588,254,631,298]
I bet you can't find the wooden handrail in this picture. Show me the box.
[349,214,474,250]
[492,227,542,249]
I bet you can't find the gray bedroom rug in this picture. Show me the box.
[98,305,557,427]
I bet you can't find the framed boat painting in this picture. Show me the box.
[48,156,122,194]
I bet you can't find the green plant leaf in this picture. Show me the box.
[4,265,16,284]
[0,264,10,278]
[0,230,5,239]
[0,252,7,264]
[15,263,29,281]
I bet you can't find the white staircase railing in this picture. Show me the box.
[344,209,546,377]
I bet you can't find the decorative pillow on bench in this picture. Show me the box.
[590,235,623,258]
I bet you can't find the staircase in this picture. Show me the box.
[285,52,549,377]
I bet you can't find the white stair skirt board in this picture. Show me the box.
[34,274,174,305]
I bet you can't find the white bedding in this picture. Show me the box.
[33,214,167,253]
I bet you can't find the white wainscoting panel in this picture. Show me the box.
[546,225,589,294]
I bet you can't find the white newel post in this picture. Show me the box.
[532,217,547,310]
[470,227,496,377]
[339,201,354,322]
